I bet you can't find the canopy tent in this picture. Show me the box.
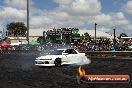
[29,40,40,45]
[0,41,10,47]
[128,39,132,43]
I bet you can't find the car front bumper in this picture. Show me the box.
[35,64,55,66]
[35,60,55,66]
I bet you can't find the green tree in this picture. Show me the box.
[6,22,27,37]
[118,33,128,39]
[37,37,43,44]
[80,34,84,41]
[83,32,91,42]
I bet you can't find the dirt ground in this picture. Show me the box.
[0,54,132,88]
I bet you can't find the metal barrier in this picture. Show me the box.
[80,51,132,59]
[1,50,132,59]
[0,50,40,55]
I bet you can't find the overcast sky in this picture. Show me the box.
[0,0,132,35]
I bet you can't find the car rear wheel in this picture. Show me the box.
[54,58,61,67]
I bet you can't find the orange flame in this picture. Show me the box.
[78,66,86,76]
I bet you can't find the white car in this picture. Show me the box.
[35,49,90,67]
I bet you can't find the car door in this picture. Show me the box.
[64,49,78,64]
[61,49,72,64]
[68,49,79,64]
[61,50,69,64]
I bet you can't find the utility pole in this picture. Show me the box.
[113,29,116,50]
[95,23,97,44]
[27,0,29,45]
[2,27,4,39]
[61,28,63,44]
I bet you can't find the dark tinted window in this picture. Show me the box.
[64,49,77,54]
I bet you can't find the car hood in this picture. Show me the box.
[36,55,62,60]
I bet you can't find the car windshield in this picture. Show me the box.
[50,50,64,55]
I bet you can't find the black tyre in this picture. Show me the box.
[54,58,61,67]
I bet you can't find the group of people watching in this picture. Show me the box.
[78,38,132,51]
[0,37,132,51]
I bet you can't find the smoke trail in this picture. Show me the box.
[69,55,91,66]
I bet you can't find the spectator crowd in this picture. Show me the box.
[0,38,132,51]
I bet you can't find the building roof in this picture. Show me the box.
[29,28,50,36]
[80,29,116,40]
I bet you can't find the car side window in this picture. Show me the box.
[64,49,77,54]
[64,49,70,54]
[72,50,77,54]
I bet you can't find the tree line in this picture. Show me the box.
[5,22,128,43]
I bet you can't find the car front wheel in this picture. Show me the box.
[54,58,61,67]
